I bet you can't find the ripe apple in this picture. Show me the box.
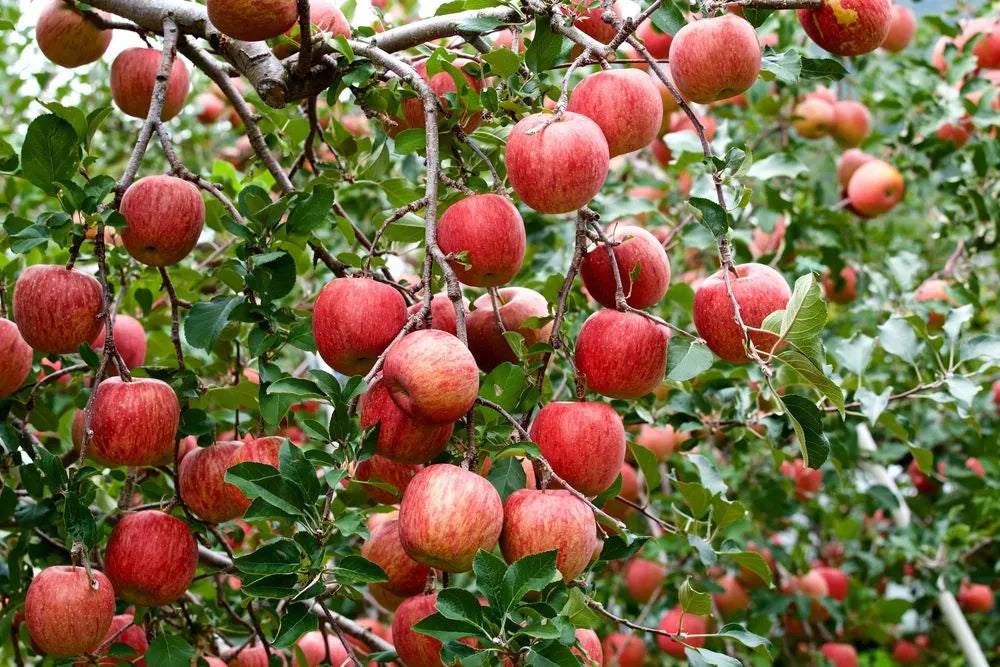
[831,100,871,147]
[603,463,640,520]
[822,266,858,304]
[391,593,448,667]
[362,519,432,596]
[567,69,663,157]
[500,489,597,581]
[955,17,1000,70]
[274,0,351,57]
[91,314,147,370]
[383,329,479,423]
[798,0,892,56]
[780,459,822,500]
[837,149,875,190]
[105,510,198,607]
[669,15,761,104]
[937,120,972,147]
[565,2,621,46]
[228,642,287,667]
[907,458,940,494]
[226,435,284,511]
[657,606,707,658]
[915,278,951,328]
[624,558,667,603]
[581,224,671,309]
[881,5,916,52]
[13,264,104,354]
[714,574,750,616]
[634,424,690,460]
[25,566,115,658]
[847,159,903,216]
[344,617,391,658]
[467,287,553,371]
[601,633,645,667]
[409,294,460,335]
[966,456,984,476]
[398,464,503,572]
[207,0,299,41]
[650,137,671,167]
[402,60,484,133]
[85,612,148,665]
[370,581,407,612]
[749,218,786,258]
[575,309,669,399]
[692,263,791,363]
[360,376,453,464]
[795,569,831,621]
[437,194,526,287]
[90,377,180,467]
[813,566,848,602]
[291,630,349,667]
[0,318,32,398]
[670,111,718,140]
[792,98,835,139]
[196,93,226,124]
[820,642,858,667]
[638,20,672,58]
[529,401,626,497]
[807,85,838,106]
[572,628,602,666]
[505,112,610,214]
[35,0,112,68]
[313,277,407,376]
[179,441,247,523]
[110,48,190,121]
[120,176,205,266]
[892,636,926,664]
[959,582,995,613]
[354,455,421,505]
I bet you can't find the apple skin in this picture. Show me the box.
[313,277,407,376]
[274,0,351,57]
[714,574,750,616]
[669,15,761,105]
[624,558,667,603]
[601,633,645,667]
[581,225,671,309]
[693,263,792,363]
[105,510,198,607]
[567,69,663,157]
[634,424,690,460]
[881,5,916,52]
[820,642,858,667]
[807,85,838,106]
[565,2,621,46]
[226,436,285,511]
[362,519,432,596]
[92,314,147,370]
[0,318,33,398]
[500,489,597,581]
[383,330,480,424]
[575,309,669,399]
[402,61,484,133]
[837,149,875,190]
[398,464,503,572]
[391,593,449,667]
[656,607,708,658]
[196,93,226,123]
[847,159,904,216]
[505,112,610,214]
[35,0,112,68]
[110,48,190,121]
[780,459,822,500]
[794,569,831,621]
[749,218,786,258]
[354,455,421,505]
[13,264,105,355]
[179,442,247,523]
[792,98,835,139]
[409,294,460,336]
[814,566,848,602]
[915,278,950,328]
[227,642,288,667]
[467,287,553,371]
[291,630,349,667]
[797,0,892,57]
[670,112,717,140]
[907,458,940,494]
[831,100,871,147]
[207,0,299,41]
[822,266,858,304]
[25,566,115,658]
[120,176,205,266]
[360,376,453,464]
[571,628,602,666]
[638,20,672,58]
[958,582,995,613]
[437,194,525,287]
[892,636,926,664]
[529,401,626,497]
[83,613,148,666]
[90,377,180,467]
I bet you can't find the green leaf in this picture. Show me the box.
[628,441,660,491]
[473,549,507,610]
[686,197,729,238]
[650,2,685,34]
[799,56,849,81]
[286,184,335,235]
[482,47,520,78]
[559,587,602,629]
[524,14,564,74]
[675,479,710,519]
[690,647,743,666]
[679,577,713,615]
[961,334,1000,364]
[745,153,808,181]
[412,612,485,643]
[688,454,727,496]
[145,635,195,667]
[225,462,305,517]
[280,440,321,502]
[779,394,830,468]
[485,456,528,501]
[879,317,923,364]
[856,387,891,425]
[21,114,81,191]
[266,378,324,398]
[184,296,243,350]
[436,588,485,627]
[63,490,97,548]
[759,49,801,84]
[502,550,558,607]
[666,337,714,381]
[723,550,772,587]
[271,603,317,649]
[334,555,389,584]
[778,349,844,416]
[234,539,303,575]
[393,128,426,154]
[762,274,827,359]
[713,497,747,529]
[831,334,876,377]
[716,623,772,657]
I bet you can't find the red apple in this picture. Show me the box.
[92,314,147,370]
[391,593,449,667]
[575,309,669,399]
[573,628,602,666]
[437,194,526,287]
[228,642,287,667]
[780,459,822,500]
[656,606,707,658]
[110,48,190,121]
[505,112,610,214]
[670,112,717,140]
[820,642,858,667]
[360,376,453,464]
[179,441,247,523]
[207,0,299,41]
[291,630,349,667]
[669,15,761,104]
[581,224,671,309]
[500,489,596,580]
[966,456,985,476]
[0,318,32,398]
[807,85,838,106]
[83,612,148,665]
[959,582,995,613]
[692,263,791,363]
[398,464,503,572]
[567,69,663,157]
[35,0,112,68]
[837,149,875,190]
[25,566,115,658]
[814,566,848,602]
[881,5,916,52]
[402,60,484,133]
[274,0,351,58]
[196,93,226,124]
[383,330,479,424]
[798,0,892,56]
[822,266,858,304]
[892,636,926,664]
[565,2,622,46]
[313,277,407,376]
[90,377,180,467]
[529,401,626,497]
[105,510,198,607]
[120,176,205,266]
[959,17,1000,70]
[601,633,645,667]
[937,120,972,147]
[907,458,940,494]
[354,455,421,505]
[466,287,553,371]
[624,558,667,603]
[362,519,432,597]
[915,278,951,328]
[13,264,104,354]
[847,159,904,216]
[409,294,460,335]
[226,436,284,511]
[795,569,831,621]
[831,100,871,147]
[650,137,671,167]
[638,20,672,59]
[714,575,750,616]
[749,218,786,258]
[792,98,835,139]
[634,424,690,460]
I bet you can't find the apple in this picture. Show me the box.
[624,558,666,602]
[650,137,671,167]
[391,593,449,667]
[714,574,750,616]
[572,628,602,666]
[361,376,453,464]
[35,0,112,68]
[847,159,903,216]
[567,69,663,157]
[120,176,205,266]
[749,218,787,258]
[362,519,432,596]
[370,582,407,612]
[344,617,391,657]
[794,569,831,621]
[907,458,939,494]
[398,464,503,572]
[313,277,407,376]
[402,60,484,133]
[692,263,791,363]
[207,0,299,41]
[196,93,226,124]
[565,2,621,46]
[110,48,190,121]
[780,459,822,500]
[959,582,995,613]
[670,111,717,140]
[91,314,147,370]
[792,98,835,139]
[179,441,247,523]
[500,489,597,581]
[737,541,776,588]
[575,309,669,399]
[437,194,526,287]
[529,401,626,497]
[669,15,761,104]
[13,264,104,354]
[837,149,875,190]
[881,4,916,52]
[638,20,672,59]
[634,424,690,460]
[274,0,351,58]
[892,636,926,664]
[915,278,951,328]
[581,224,671,309]
[105,510,198,606]
[966,456,984,476]
[798,0,892,56]
[656,606,707,658]
[467,287,553,372]
[937,120,972,147]
[505,112,610,214]
[603,463,640,520]
[228,642,287,667]
[601,633,645,667]
[25,566,115,658]
[84,612,148,665]
[291,630,349,667]
[409,294,460,335]
[822,266,858,304]
[956,17,1000,70]
[807,85,838,106]
[814,566,848,602]
[0,318,32,398]
[354,455,421,505]
[831,100,871,147]
[383,330,479,423]
[820,642,858,667]
[90,377,180,467]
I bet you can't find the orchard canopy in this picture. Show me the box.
[2,0,1000,665]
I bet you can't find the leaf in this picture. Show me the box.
[473,549,507,610]
[763,274,827,356]
[63,490,97,548]
[831,334,876,377]
[628,441,660,491]
[524,14,563,74]
[393,128,426,154]
[650,2,685,34]
[21,114,81,191]
[778,349,844,416]
[334,555,389,583]
[559,587,602,630]
[943,304,974,341]
[799,57,849,81]
[666,337,714,381]
[436,588,485,627]
[145,635,195,667]
[412,612,485,642]
[716,624,773,657]
[184,296,243,350]
[779,394,830,468]
[266,378,324,398]
[688,454,727,496]
[271,603,317,649]
[675,480,710,519]
[286,184,335,235]
[686,197,729,238]
[482,47,520,78]
[679,577,713,615]
[485,456,528,501]
[225,462,305,517]
[234,539,303,575]
[879,317,923,364]
[745,153,808,180]
[759,49,801,84]
[502,550,558,606]
[856,387,891,425]
[689,647,743,666]
[723,551,772,587]
[599,534,647,561]
[961,334,1000,364]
